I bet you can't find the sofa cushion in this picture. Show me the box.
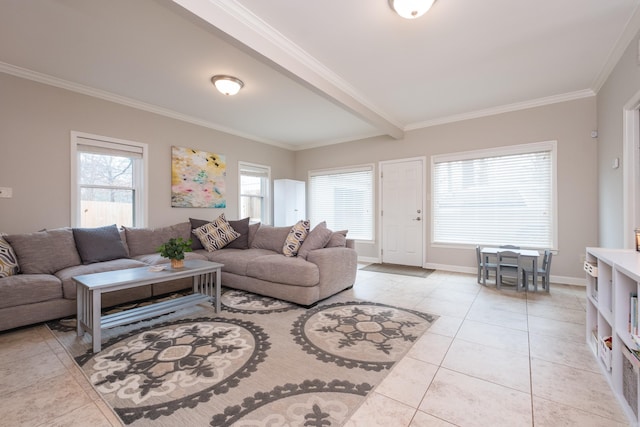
[5,228,82,274]
[190,217,250,250]
[198,248,275,275]
[283,220,310,257]
[56,258,147,299]
[326,230,348,248]
[193,214,240,252]
[118,228,130,256]
[248,222,261,247]
[0,234,19,278]
[246,254,319,287]
[72,224,129,264]
[123,222,191,257]
[250,225,290,253]
[298,222,333,260]
[0,274,63,309]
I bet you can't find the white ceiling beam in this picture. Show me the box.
[172,0,405,140]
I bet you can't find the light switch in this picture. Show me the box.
[0,187,13,198]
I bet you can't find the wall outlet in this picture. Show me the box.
[0,187,13,198]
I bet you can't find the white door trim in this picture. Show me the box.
[623,89,640,249]
[378,156,427,267]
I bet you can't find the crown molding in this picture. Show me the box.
[406,89,596,131]
[0,61,296,151]
[591,3,640,93]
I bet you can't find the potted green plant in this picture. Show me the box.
[157,237,192,268]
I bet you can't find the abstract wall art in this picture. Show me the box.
[171,146,226,208]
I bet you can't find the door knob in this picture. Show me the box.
[413,217,421,221]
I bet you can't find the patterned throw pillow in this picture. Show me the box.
[192,213,241,252]
[283,220,310,257]
[0,234,19,278]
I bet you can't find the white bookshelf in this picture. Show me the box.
[586,247,640,425]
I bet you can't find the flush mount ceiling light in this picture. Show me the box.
[211,75,244,96]
[389,0,436,19]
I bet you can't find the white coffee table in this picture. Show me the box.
[74,259,223,352]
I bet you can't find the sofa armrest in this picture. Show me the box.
[306,247,357,299]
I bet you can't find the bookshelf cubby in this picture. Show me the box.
[586,247,640,426]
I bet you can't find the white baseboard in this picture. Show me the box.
[358,259,586,287]
[423,263,586,287]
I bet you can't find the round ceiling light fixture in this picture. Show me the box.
[211,75,244,96]
[389,0,436,19]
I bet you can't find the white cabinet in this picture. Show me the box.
[274,179,305,226]
[586,247,640,425]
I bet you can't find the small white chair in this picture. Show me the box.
[523,250,553,292]
[476,245,497,285]
[496,250,523,291]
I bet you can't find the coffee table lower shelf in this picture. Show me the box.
[100,293,211,330]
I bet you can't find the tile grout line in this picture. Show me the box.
[406,280,482,426]
[526,289,536,427]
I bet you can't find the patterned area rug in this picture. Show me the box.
[48,289,437,426]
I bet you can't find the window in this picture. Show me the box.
[309,165,374,241]
[71,132,147,228]
[239,162,271,224]
[432,141,556,248]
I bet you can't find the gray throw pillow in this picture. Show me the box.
[73,224,129,264]
[326,230,348,248]
[226,217,250,249]
[297,221,333,260]
[189,218,209,250]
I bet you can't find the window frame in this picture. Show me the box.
[431,141,558,250]
[308,164,375,242]
[70,131,148,228]
[238,161,271,224]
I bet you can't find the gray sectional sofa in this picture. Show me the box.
[0,220,357,332]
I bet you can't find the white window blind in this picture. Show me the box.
[309,165,374,240]
[432,142,555,248]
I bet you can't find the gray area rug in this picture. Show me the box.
[360,263,434,278]
[48,289,437,426]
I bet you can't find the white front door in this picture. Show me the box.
[380,159,424,266]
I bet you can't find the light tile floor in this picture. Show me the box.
[0,268,632,426]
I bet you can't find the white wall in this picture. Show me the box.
[597,28,640,248]
[0,73,295,233]
[0,72,601,282]
[295,98,599,282]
